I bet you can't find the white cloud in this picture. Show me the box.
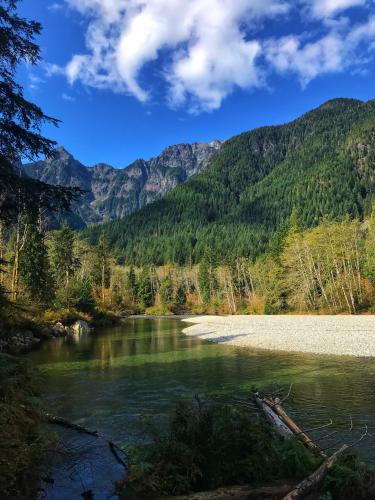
[265,16,375,85]
[54,0,375,112]
[62,0,289,111]
[48,2,64,12]
[307,0,366,18]
[62,92,76,101]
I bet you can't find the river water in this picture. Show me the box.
[27,317,375,499]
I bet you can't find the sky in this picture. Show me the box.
[17,0,375,167]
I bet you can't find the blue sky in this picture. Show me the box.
[18,0,375,167]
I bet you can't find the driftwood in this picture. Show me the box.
[282,444,348,500]
[46,413,127,468]
[254,393,294,440]
[46,413,99,436]
[255,393,327,459]
[263,397,325,457]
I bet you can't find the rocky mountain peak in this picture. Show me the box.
[49,146,74,162]
[23,139,222,227]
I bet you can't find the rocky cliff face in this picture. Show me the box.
[23,141,222,227]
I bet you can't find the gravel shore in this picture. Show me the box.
[182,315,375,357]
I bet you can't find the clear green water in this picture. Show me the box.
[27,317,375,499]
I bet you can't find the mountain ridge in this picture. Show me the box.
[82,97,375,265]
[23,140,222,227]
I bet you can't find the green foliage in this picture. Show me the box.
[0,354,45,500]
[281,219,366,313]
[323,453,375,500]
[198,250,218,303]
[159,275,173,306]
[84,99,375,266]
[0,0,58,163]
[0,1,81,224]
[20,219,52,303]
[363,202,375,283]
[90,231,111,290]
[137,268,153,308]
[175,283,186,305]
[125,266,137,304]
[119,399,321,499]
[48,222,78,287]
[54,276,95,312]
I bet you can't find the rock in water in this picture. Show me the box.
[71,320,91,335]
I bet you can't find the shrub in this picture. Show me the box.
[323,453,375,500]
[118,398,321,499]
[0,355,46,499]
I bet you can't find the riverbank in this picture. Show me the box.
[0,305,123,355]
[0,354,45,499]
[182,315,375,357]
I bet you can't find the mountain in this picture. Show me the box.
[83,98,375,265]
[23,141,222,227]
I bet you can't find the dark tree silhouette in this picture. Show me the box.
[0,0,81,222]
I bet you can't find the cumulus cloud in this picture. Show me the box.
[62,0,289,111]
[266,16,375,85]
[57,0,375,112]
[307,0,366,18]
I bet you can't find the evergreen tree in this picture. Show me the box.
[137,268,153,308]
[159,275,173,306]
[83,99,372,267]
[0,0,80,223]
[175,283,186,305]
[198,249,218,303]
[125,266,137,304]
[20,218,52,303]
[270,207,300,261]
[48,222,77,288]
[0,0,80,307]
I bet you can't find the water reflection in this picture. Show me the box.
[27,318,375,498]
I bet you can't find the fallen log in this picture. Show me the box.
[46,413,99,436]
[263,397,325,457]
[46,412,127,468]
[282,444,348,500]
[254,393,294,440]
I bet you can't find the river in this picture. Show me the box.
[27,317,375,499]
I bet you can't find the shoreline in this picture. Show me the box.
[182,315,375,357]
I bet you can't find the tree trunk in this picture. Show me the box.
[11,218,28,301]
[264,398,325,457]
[282,445,348,500]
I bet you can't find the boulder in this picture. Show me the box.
[52,322,69,337]
[0,331,40,354]
[71,320,91,335]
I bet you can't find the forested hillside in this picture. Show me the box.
[84,98,375,265]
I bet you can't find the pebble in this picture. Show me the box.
[182,315,375,357]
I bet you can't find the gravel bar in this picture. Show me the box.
[182,315,375,357]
